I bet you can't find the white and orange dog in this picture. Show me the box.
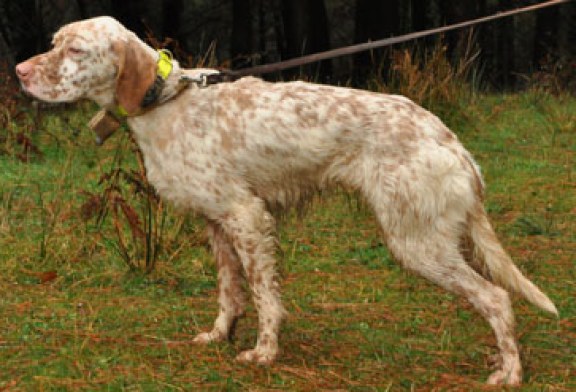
[16,16,557,385]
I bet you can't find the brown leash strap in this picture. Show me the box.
[213,0,571,80]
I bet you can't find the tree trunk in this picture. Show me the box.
[557,2,576,58]
[439,0,478,62]
[496,0,514,87]
[354,0,401,83]
[411,0,428,32]
[0,29,14,70]
[533,5,558,65]
[163,0,183,37]
[77,0,111,19]
[112,1,146,38]
[231,0,253,68]
[281,0,331,80]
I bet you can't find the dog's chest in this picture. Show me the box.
[128,118,229,212]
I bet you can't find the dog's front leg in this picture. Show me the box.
[220,197,286,365]
[193,221,246,344]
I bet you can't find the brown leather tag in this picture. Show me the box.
[88,110,121,145]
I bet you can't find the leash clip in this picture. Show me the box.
[198,73,210,88]
[180,73,220,88]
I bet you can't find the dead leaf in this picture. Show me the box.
[38,270,57,284]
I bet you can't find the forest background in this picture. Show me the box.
[1,0,575,89]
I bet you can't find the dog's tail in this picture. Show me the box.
[468,207,558,316]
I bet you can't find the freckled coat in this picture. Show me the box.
[15,16,557,385]
[132,78,473,219]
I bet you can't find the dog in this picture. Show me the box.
[15,16,557,385]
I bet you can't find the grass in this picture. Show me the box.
[0,92,574,391]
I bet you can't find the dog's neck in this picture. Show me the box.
[152,57,190,106]
[116,49,188,117]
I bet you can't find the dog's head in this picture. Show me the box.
[15,16,158,115]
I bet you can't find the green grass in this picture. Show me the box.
[1,93,575,390]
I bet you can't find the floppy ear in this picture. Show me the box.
[113,36,157,115]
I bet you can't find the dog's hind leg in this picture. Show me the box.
[384,227,522,385]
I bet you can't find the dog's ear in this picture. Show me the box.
[112,35,156,115]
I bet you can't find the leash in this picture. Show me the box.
[91,0,571,144]
[197,0,571,83]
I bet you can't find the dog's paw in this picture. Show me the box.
[486,369,522,385]
[235,348,276,365]
[192,330,225,345]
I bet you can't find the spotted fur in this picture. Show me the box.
[16,16,557,385]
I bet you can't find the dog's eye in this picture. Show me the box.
[68,47,85,56]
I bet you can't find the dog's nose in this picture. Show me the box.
[15,61,34,81]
